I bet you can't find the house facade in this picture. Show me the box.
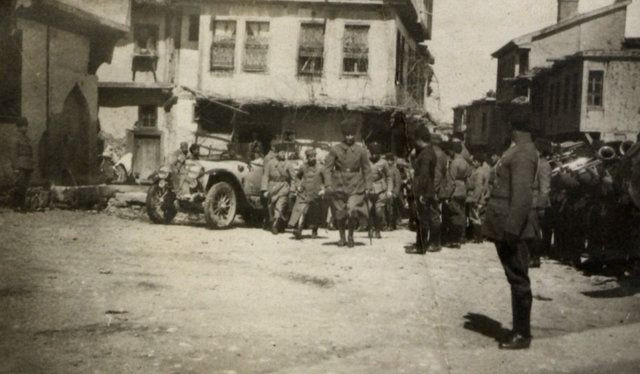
[530,50,640,141]
[0,0,130,186]
[466,0,634,147]
[97,0,435,179]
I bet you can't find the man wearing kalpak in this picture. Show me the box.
[324,120,373,247]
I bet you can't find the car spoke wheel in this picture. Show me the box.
[146,184,176,224]
[205,181,237,229]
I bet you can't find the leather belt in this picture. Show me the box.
[339,168,360,173]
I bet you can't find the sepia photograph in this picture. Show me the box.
[1,0,640,372]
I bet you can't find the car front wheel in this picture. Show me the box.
[204,181,237,229]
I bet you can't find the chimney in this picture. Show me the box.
[557,0,579,22]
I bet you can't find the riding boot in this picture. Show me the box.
[271,218,279,235]
[337,219,346,247]
[311,226,318,238]
[347,217,355,248]
[428,224,442,252]
[294,215,304,240]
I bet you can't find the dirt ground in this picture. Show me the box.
[1,209,639,373]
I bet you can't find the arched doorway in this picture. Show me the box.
[49,84,92,185]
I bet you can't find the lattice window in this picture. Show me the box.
[343,25,369,75]
[138,105,157,128]
[243,21,270,72]
[587,70,604,107]
[298,23,325,76]
[211,20,237,71]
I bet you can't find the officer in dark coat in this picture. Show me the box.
[261,144,292,234]
[13,117,34,212]
[483,120,539,350]
[324,120,373,247]
[430,134,449,250]
[412,126,439,253]
[288,148,329,239]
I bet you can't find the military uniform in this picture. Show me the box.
[261,154,292,233]
[385,157,403,230]
[324,136,372,247]
[431,137,449,249]
[467,162,491,242]
[444,151,471,247]
[413,141,438,253]
[13,128,34,211]
[288,159,329,238]
[532,155,552,263]
[483,129,539,348]
[369,156,393,238]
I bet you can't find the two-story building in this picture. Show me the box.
[529,49,640,141]
[97,0,435,179]
[461,0,633,151]
[0,0,131,186]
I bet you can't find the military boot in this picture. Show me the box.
[337,219,346,247]
[271,219,279,235]
[347,218,356,248]
[294,215,304,240]
[311,226,318,238]
[428,225,442,252]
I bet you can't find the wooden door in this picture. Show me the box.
[132,133,162,181]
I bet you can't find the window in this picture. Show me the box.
[395,31,405,84]
[298,23,325,76]
[188,15,199,42]
[343,25,369,75]
[587,70,604,107]
[133,24,159,55]
[243,21,270,72]
[210,20,237,71]
[138,105,157,128]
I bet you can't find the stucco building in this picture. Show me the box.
[529,49,640,141]
[0,0,131,186]
[97,0,435,180]
[462,0,634,151]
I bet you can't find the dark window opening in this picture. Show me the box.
[243,21,269,72]
[188,15,199,42]
[563,75,570,112]
[211,20,237,71]
[572,73,579,111]
[395,31,405,85]
[298,23,325,76]
[343,25,369,75]
[138,105,158,128]
[587,70,604,107]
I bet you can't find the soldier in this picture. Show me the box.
[483,120,539,350]
[12,118,34,212]
[467,153,491,243]
[444,140,472,248]
[288,148,329,240]
[431,134,449,251]
[261,144,292,234]
[188,143,200,160]
[324,120,373,247]
[368,142,393,238]
[384,152,403,230]
[531,139,552,268]
[412,126,438,253]
[249,132,264,160]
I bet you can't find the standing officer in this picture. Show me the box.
[368,142,393,239]
[445,141,471,248]
[483,120,539,350]
[431,134,449,251]
[13,117,34,212]
[384,152,403,230]
[467,154,491,243]
[531,139,552,267]
[324,120,373,247]
[261,144,291,234]
[288,148,329,239]
[412,126,438,253]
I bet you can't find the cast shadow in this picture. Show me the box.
[463,312,511,342]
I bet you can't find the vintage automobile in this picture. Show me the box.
[145,138,311,229]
